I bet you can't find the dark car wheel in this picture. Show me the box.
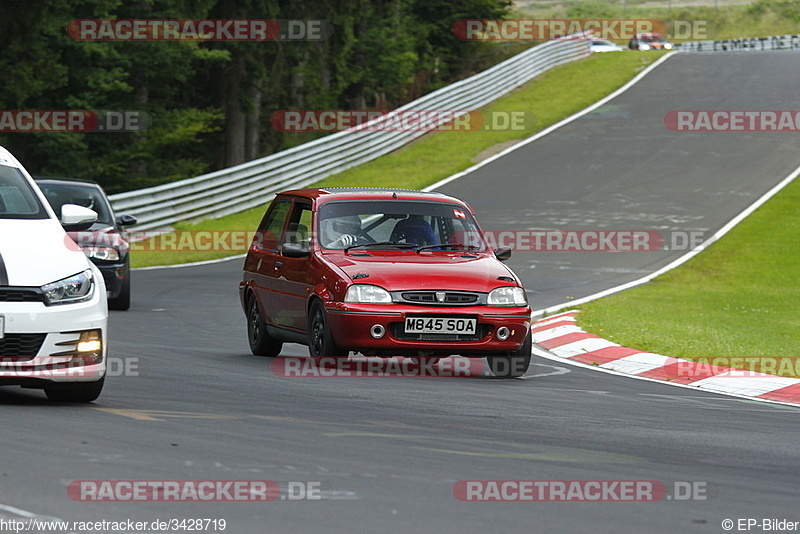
[108,262,131,311]
[45,377,105,403]
[308,301,348,358]
[247,296,283,357]
[488,331,532,378]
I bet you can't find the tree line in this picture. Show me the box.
[0,0,512,193]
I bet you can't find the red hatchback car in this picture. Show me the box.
[239,188,532,377]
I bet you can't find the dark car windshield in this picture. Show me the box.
[0,165,48,219]
[318,200,488,252]
[36,181,114,226]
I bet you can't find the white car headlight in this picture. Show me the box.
[487,286,528,307]
[344,284,392,304]
[639,44,651,50]
[84,246,120,261]
[41,269,95,305]
[664,43,673,49]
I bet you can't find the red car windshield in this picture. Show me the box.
[317,200,488,252]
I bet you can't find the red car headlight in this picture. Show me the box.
[344,284,392,304]
[487,287,528,306]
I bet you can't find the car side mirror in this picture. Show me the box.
[494,247,512,262]
[61,204,98,231]
[117,214,138,227]
[282,242,310,258]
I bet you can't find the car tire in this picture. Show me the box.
[247,295,283,357]
[108,261,131,311]
[308,300,348,358]
[488,331,532,378]
[44,377,105,403]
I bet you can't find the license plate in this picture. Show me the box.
[0,315,4,340]
[404,317,476,335]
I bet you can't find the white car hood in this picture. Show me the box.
[0,219,91,287]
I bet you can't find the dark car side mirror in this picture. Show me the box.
[117,214,138,227]
[494,247,512,262]
[282,242,310,258]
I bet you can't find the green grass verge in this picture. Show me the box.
[130,205,265,267]
[577,175,800,376]
[314,52,665,190]
[131,50,666,268]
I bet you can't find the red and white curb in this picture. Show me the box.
[532,311,800,406]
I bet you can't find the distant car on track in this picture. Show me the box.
[628,33,673,51]
[239,188,533,378]
[590,39,625,52]
[35,178,137,310]
[0,147,107,402]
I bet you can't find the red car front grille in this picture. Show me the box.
[398,291,480,305]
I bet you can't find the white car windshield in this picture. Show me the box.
[0,165,48,219]
[317,200,488,251]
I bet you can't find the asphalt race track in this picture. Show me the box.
[439,52,800,310]
[2,52,800,534]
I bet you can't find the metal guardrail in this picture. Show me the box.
[677,33,800,52]
[109,39,590,230]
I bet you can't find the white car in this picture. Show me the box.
[0,146,107,402]
[590,39,625,53]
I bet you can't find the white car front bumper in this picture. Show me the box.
[0,269,107,385]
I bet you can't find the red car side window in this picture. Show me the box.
[254,200,291,252]
[283,203,312,250]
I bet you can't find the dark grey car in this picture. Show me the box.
[35,178,137,310]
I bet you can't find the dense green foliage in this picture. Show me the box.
[5,0,793,195]
[0,0,512,193]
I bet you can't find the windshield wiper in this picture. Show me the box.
[415,243,481,253]
[344,241,418,252]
